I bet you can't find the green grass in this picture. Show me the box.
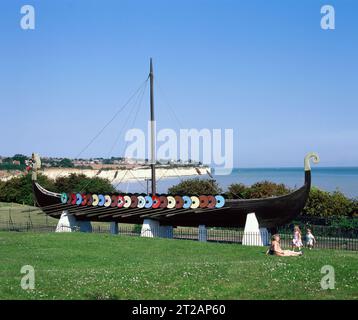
[0,202,58,226]
[0,232,357,300]
[0,202,129,230]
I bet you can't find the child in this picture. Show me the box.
[292,225,303,251]
[266,234,302,256]
[305,228,316,250]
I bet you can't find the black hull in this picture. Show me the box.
[32,171,311,229]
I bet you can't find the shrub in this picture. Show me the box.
[0,173,55,206]
[54,174,116,194]
[226,183,249,199]
[227,181,292,199]
[0,173,116,206]
[55,173,116,193]
[329,216,358,230]
[246,181,292,198]
[58,158,74,168]
[352,200,358,217]
[168,178,222,195]
[303,187,355,217]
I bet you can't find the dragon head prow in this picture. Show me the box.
[304,152,320,171]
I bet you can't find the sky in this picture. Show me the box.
[0,0,357,168]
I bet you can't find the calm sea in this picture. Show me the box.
[117,167,358,198]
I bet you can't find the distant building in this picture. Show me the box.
[73,160,88,167]
[12,160,21,166]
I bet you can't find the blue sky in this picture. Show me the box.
[0,0,357,167]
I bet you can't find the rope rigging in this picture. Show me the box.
[52,78,149,181]
[78,79,149,193]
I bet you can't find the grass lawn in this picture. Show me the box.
[0,202,58,226]
[0,232,357,300]
[0,202,123,230]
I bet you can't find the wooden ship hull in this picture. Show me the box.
[32,168,313,230]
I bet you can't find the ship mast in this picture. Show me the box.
[149,58,156,195]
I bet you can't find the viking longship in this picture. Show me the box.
[32,59,319,231]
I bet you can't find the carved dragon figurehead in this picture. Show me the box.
[304,152,320,171]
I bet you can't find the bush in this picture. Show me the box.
[249,181,292,198]
[168,178,222,195]
[58,158,74,168]
[227,181,292,199]
[226,183,248,199]
[0,163,26,171]
[329,216,358,230]
[54,174,116,194]
[0,173,55,206]
[0,173,116,206]
[303,187,355,217]
[352,200,358,216]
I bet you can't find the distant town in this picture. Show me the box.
[0,154,209,182]
[0,154,206,171]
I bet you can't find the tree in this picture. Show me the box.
[59,158,74,168]
[0,173,55,205]
[227,181,292,199]
[54,174,116,194]
[12,154,28,165]
[303,187,355,217]
[0,173,116,206]
[226,183,249,199]
[246,181,292,198]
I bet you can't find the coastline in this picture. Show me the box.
[29,166,210,183]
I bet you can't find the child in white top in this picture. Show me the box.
[306,228,316,250]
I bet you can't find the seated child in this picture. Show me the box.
[267,234,303,257]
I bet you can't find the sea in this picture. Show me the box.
[116,167,358,199]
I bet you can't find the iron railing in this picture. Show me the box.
[0,220,357,251]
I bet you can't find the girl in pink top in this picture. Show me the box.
[292,225,303,251]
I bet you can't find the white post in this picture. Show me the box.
[56,211,78,232]
[198,225,207,242]
[56,211,92,232]
[242,212,269,246]
[110,222,119,235]
[141,219,160,237]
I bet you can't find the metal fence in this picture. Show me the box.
[1,220,357,251]
[0,220,56,233]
